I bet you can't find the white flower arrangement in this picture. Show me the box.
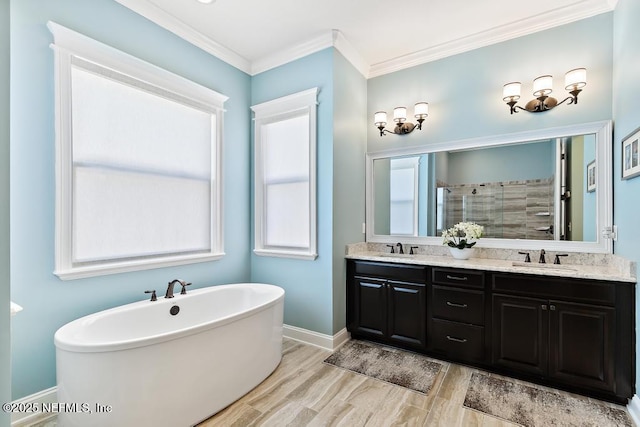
[442,222,484,249]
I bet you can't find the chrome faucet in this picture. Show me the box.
[165,279,191,298]
[538,249,546,264]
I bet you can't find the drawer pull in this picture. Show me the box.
[445,274,468,281]
[446,335,468,343]
[446,301,468,308]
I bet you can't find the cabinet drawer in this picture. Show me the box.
[432,285,484,325]
[432,268,484,288]
[431,319,485,362]
[352,261,427,283]
[491,274,616,306]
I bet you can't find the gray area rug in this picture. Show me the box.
[323,339,443,394]
[463,372,633,427]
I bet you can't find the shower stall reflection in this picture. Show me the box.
[436,178,555,241]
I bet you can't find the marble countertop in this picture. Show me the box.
[346,250,636,283]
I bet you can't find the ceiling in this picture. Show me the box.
[115,0,616,78]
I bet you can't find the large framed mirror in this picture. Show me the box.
[366,121,613,253]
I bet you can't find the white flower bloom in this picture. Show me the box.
[442,222,484,249]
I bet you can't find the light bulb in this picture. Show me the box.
[374,111,387,126]
[565,68,587,90]
[533,75,553,97]
[414,102,429,119]
[393,107,407,123]
[502,82,521,102]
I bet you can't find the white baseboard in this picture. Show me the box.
[10,387,57,426]
[283,324,350,351]
[628,395,640,426]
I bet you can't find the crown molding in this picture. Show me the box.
[250,31,334,75]
[332,30,369,78]
[368,0,616,78]
[116,0,615,79]
[114,0,252,74]
[251,29,369,77]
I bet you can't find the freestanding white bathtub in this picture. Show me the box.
[54,283,284,427]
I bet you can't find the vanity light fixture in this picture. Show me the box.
[503,68,586,115]
[374,102,428,136]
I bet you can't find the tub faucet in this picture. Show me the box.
[144,290,157,302]
[165,279,191,298]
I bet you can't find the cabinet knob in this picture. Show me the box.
[550,305,556,311]
[542,304,548,310]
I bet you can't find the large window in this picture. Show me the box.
[49,22,227,279]
[251,88,318,260]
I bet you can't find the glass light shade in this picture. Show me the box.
[374,111,387,126]
[414,102,429,118]
[565,68,587,90]
[393,107,407,123]
[533,75,553,97]
[502,82,521,101]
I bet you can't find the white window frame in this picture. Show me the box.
[49,22,228,280]
[251,88,318,260]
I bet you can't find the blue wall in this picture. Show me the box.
[613,0,640,393]
[10,0,252,399]
[250,49,335,335]
[331,51,367,334]
[367,14,613,153]
[1,0,11,423]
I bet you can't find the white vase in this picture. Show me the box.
[449,247,475,260]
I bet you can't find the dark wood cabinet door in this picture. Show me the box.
[387,281,427,350]
[352,277,387,338]
[548,301,615,392]
[492,294,548,376]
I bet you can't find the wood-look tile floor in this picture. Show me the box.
[197,339,634,427]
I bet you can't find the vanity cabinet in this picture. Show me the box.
[428,268,487,364]
[491,273,632,401]
[345,258,634,403]
[346,260,427,351]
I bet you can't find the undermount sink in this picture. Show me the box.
[378,253,416,258]
[511,261,577,271]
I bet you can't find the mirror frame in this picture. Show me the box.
[366,120,613,253]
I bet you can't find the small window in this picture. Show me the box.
[49,22,228,279]
[251,88,318,260]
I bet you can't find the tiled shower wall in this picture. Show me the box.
[441,177,555,240]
